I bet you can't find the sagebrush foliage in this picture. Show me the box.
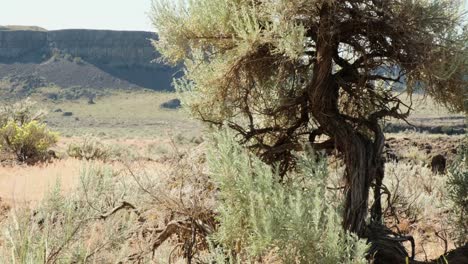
[447,139,468,246]
[208,130,368,263]
[67,137,110,161]
[0,165,135,263]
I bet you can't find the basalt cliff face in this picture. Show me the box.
[0,29,177,91]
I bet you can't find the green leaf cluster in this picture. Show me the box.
[0,120,58,162]
[207,130,368,263]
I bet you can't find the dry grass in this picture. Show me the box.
[0,135,463,263]
[383,162,457,261]
[37,90,202,139]
[0,158,169,208]
[0,142,215,263]
[0,159,82,207]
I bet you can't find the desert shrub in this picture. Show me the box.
[63,53,73,61]
[446,141,468,246]
[0,165,138,263]
[381,161,464,260]
[0,98,46,126]
[67,137,110,161]
[0,120,58,163]
[207,131,368,264]
[67,138,141,162]
[383,162,446,222]
[73,57,84,65]
[0,99,57,163]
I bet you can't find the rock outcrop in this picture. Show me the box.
[0,28,177,90]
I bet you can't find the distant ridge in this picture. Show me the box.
[0,27,178,92]
[0,25,47,31]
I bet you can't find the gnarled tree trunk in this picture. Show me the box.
[308,3,385,236]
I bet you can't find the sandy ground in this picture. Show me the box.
[0,159,82,207]
[0,156,170,209]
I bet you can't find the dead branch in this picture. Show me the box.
[99,201,144,222]
[152,220,192,258]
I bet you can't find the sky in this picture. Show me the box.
[0,0,467,32]
[0,0,154,31]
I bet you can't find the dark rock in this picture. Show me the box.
[45,93,58,100]
[160,98,181,109]
[53,108,62,112]
[385,150,399,162]
[431,154,446,174]
[424,144,433,154]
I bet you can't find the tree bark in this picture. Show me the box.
[308,3,385,236]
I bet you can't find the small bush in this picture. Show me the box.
[446,140,468,246]
[63,53,73,61]
[73,56,84,65]
[67,137,110,161]
[0,100,57,163]
[207,130,368,263]
[0,98,46,126]
[0,121,58,163]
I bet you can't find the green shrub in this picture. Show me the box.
[0,120,58,163]
[67,137,110,161]
[446,140,468,246]
[0,99,57,163]
[207,130,368,264]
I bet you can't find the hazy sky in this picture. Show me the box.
[0,0,154,31]
[1,0,467,31]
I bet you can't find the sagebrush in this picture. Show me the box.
[208,131,368,263]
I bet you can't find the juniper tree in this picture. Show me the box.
[151,0,467,235]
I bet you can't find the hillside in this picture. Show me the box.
[0,28,178,93]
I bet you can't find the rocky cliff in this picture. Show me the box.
[0,29,177,90]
